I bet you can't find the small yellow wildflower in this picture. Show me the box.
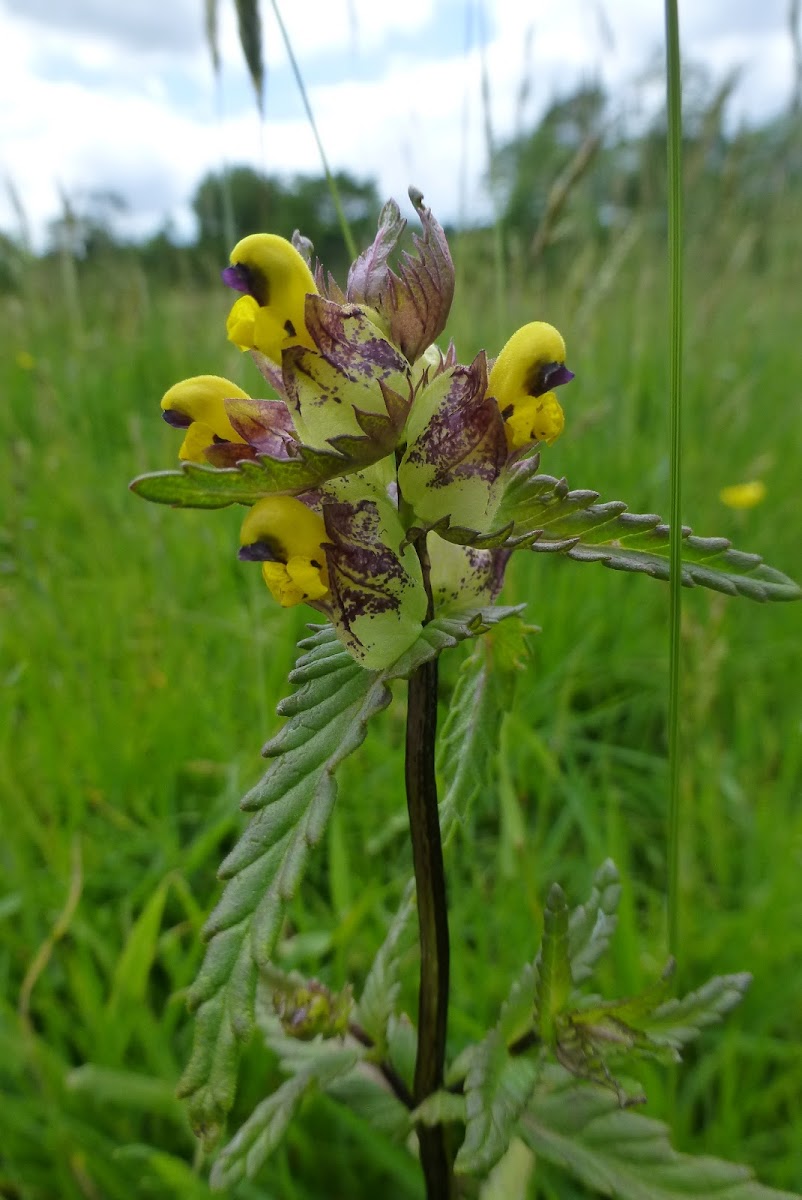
[223,234,317,362]
[16,350,35,371]
[160,375,249,462]
[239,496,330,608]
[487,321,573,452]
[719,481,766,510]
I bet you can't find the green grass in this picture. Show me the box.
[1,204,801,1198]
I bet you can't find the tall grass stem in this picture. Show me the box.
[664,0,684,959]
[268,0,358,261]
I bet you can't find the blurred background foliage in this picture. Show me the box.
[1,54,801,1200]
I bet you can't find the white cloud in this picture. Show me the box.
[0,0,797,248]
[0,0,202,52]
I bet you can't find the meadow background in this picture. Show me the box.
[1,18,802,1198]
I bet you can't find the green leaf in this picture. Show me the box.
[568,860,622,985]
[493,462,801,602]
[637,973,751,1050]
[356,883,416,1057]
[129,447,348,509]
[535,884,572,1044]
[448,955,540,1090]
[454,958,542,1175]
[455,1031,539,1177]
[66,1065,184,1121]
[325,1068,412,1139]
[386,605,526,679]
[480,1138,535,1200]
[519,1064,801,1200]
[210,1044,359,1189]
[412,1089,467,1127]
[437,619,529,838]
[179,610,517,1145]
[106,878,169,1057]
[255,1009,412,1139]
[114,1145,214,1199]
[177,627,388,1144]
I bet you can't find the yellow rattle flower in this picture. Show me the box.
[487,321,573,452]
[160,375,249,462]
[239,496,330,608]
[223,234,318,363]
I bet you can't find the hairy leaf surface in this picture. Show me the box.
[356,884,416,1057]
[520,1065,800,1200]
[179,608,522,1143]
[636,973,751,1050]
[492,461,800,602]
[210,1044,359,1189]
[568,860,622,985]
[437,618,528,837]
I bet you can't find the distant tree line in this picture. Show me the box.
[1,66,801,293]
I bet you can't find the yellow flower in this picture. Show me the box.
[239,496,329,608]
[719,481,766,510]
[16,350,36,371]
[160,375,249,462]
[223,234,317,362]
[487,321,573,452]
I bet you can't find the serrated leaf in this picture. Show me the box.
[568,860,622,985]
[454,954,543,1176]
[356,883,416,1056]
[177,627,388,1143]
[179,611,518,1144]
[556,1010,677,1091]
[325,1067,412,1138]
[448,955,540,1092]
[411,1089,467,1127]
[519,1064,801,1200]
[129,447,347,509]
[437,619,529,839]
[492,461,801,602]
[210,1045,358,1189]
[480,1137,535,1200]
[253,1004,411,1137]
[383,604,525,681]
[498,961,540,1046]
[637,973,751,1050]
[535,884,572,1044]
[455,1030,539,1177]
[386,1012,418,1092]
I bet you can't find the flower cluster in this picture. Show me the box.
[155,188,573,669]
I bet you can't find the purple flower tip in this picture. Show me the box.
[545,363,575,390]
[162,408,192,428]
[238,541,281,563]
[222,263,254,295]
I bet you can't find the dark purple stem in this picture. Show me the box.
[405,537,455,1200]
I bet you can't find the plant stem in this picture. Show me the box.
[664,0,684,960]
[405,539,454,1199]
[268,0,358,262]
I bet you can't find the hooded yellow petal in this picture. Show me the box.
[226,234,317,362]
[487,321,571,451]
[161,375,249,444]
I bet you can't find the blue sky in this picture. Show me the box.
[1,0,798,247]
